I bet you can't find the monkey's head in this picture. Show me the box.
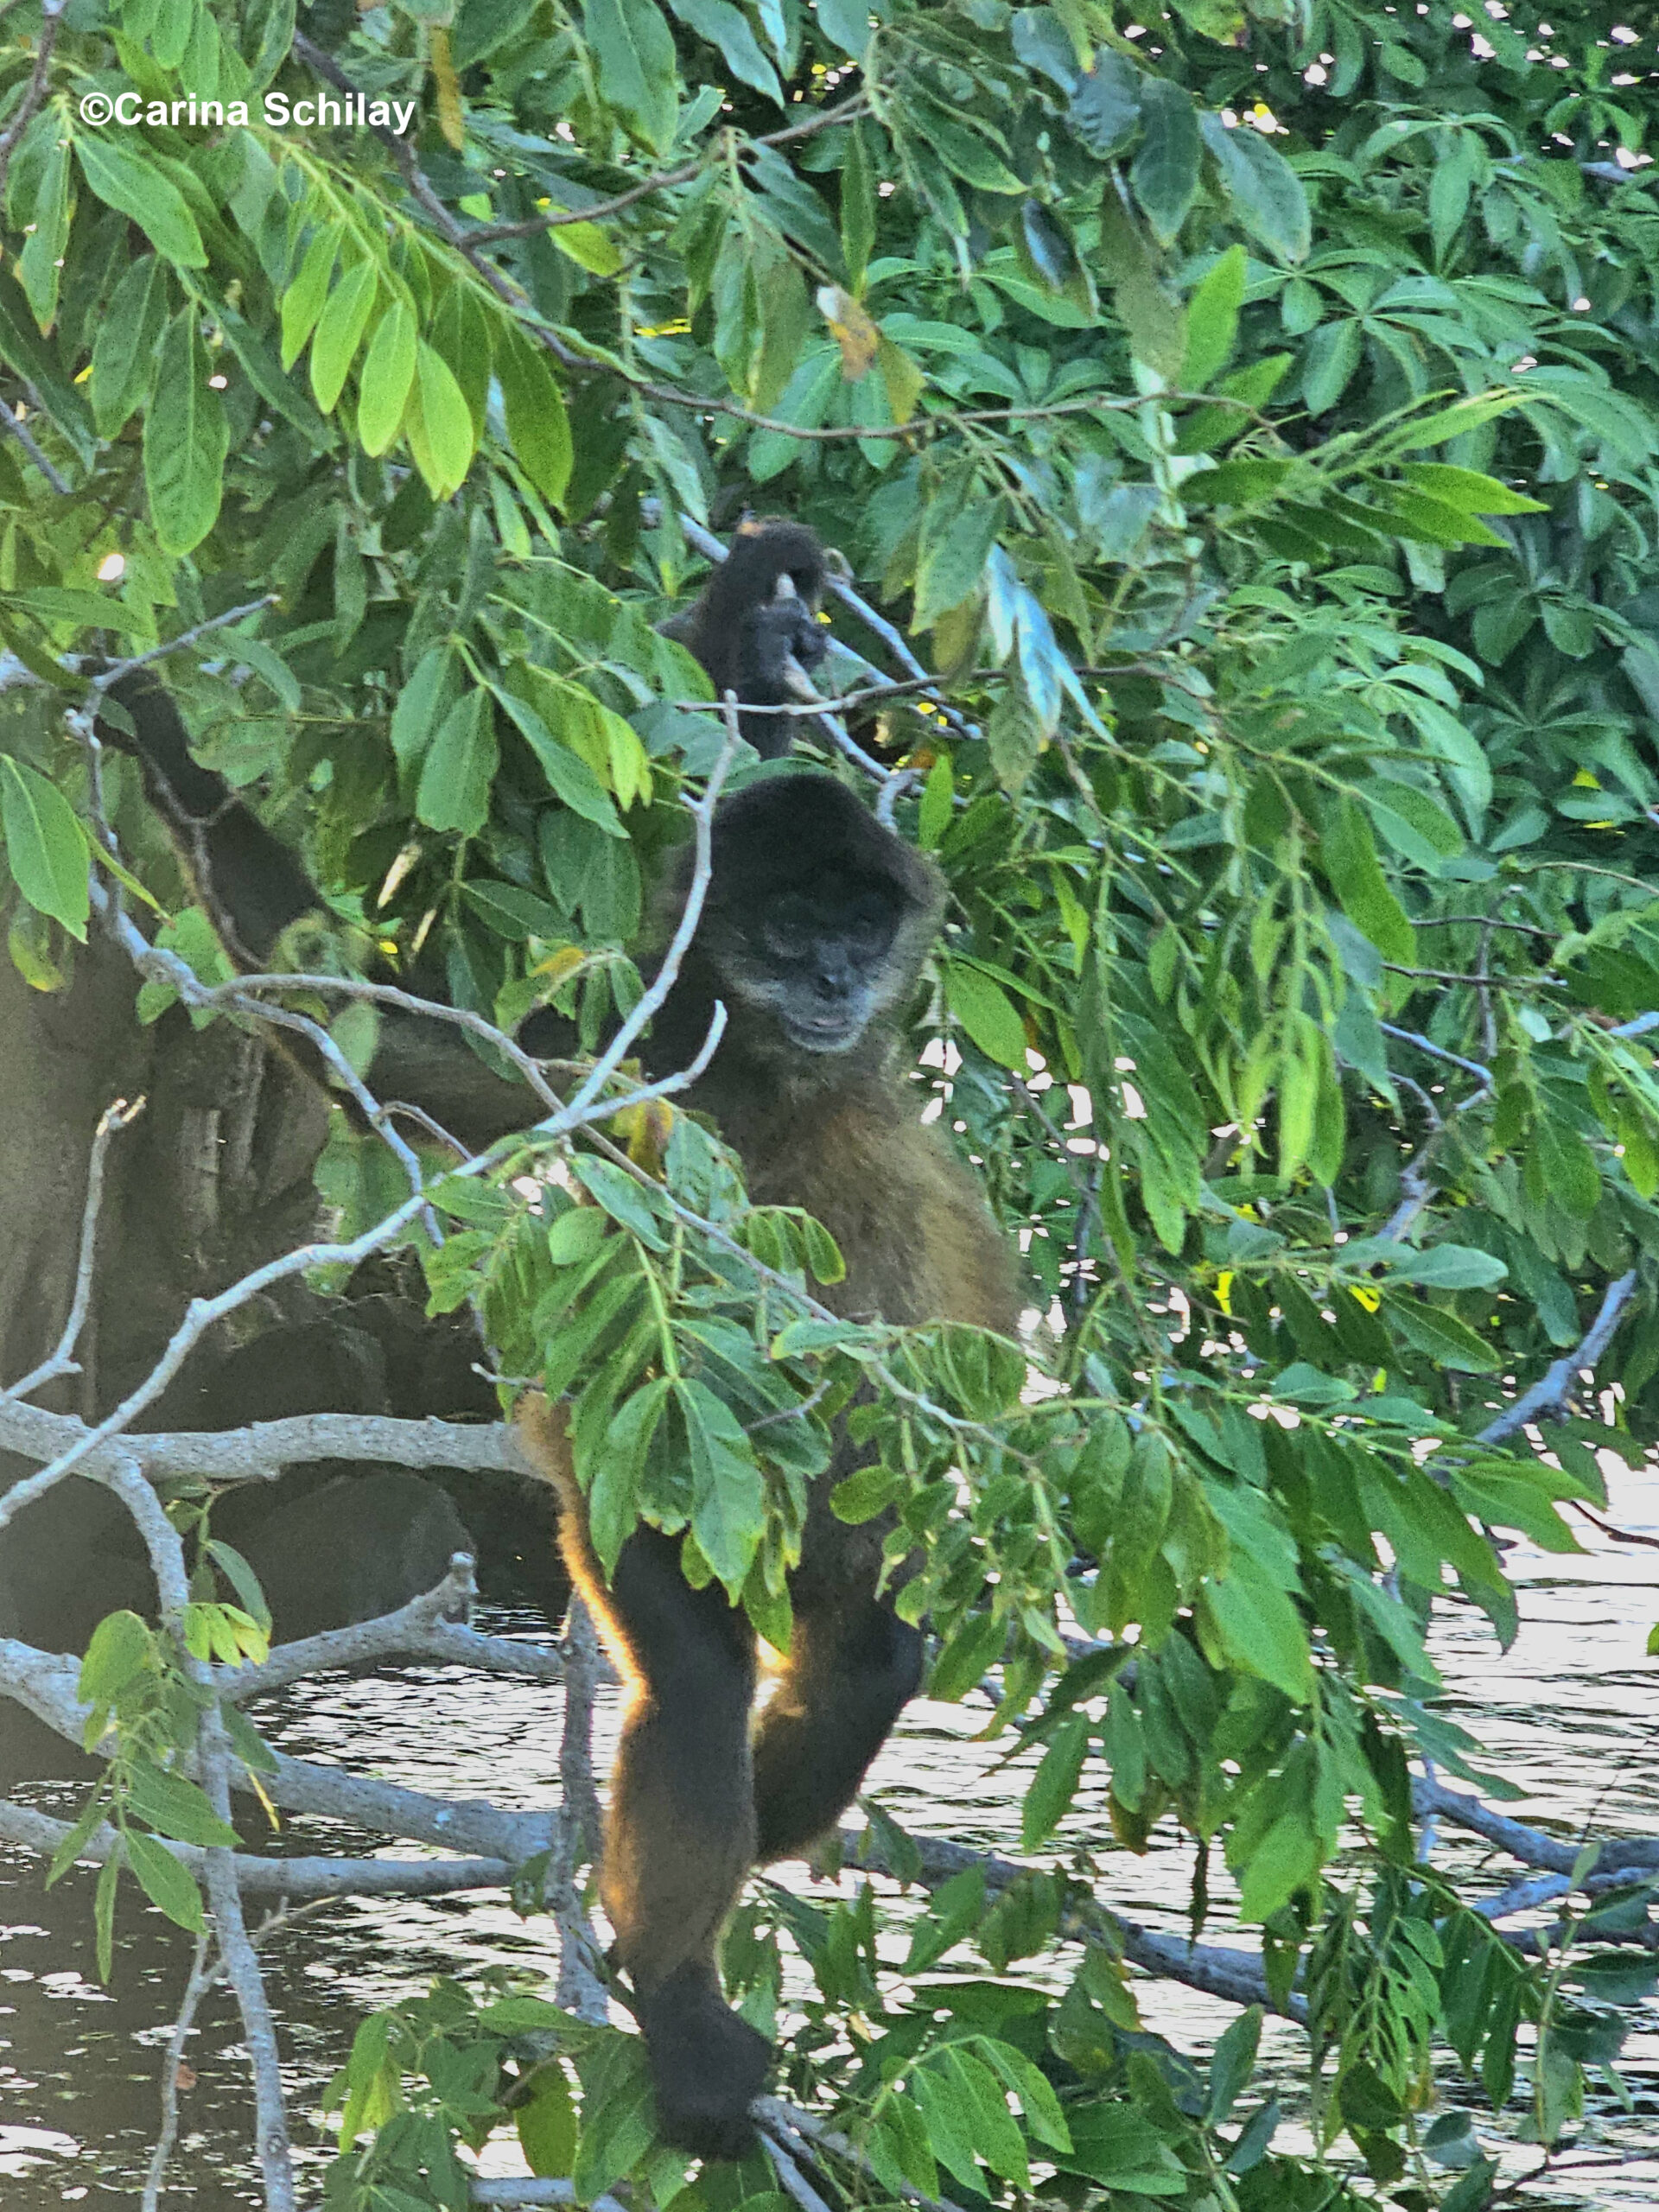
[680,773,944,1067]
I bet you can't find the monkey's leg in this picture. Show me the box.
[579,1525,772,2161]
[751,1508,924,1863]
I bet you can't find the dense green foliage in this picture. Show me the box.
[5,0,1659,2202]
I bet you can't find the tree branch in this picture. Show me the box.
[1413,1774,1659,1878]
[843,1823,1306,2023]
[1476,1268,1638,1445]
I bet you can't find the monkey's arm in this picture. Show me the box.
[98,678,579,1152]
[98,677,322,963]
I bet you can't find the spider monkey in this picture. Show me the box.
[660,517,832,757]
[517,772,1019,2158]
[96,537,1018,2162]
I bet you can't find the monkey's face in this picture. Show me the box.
[715,874,903,1058]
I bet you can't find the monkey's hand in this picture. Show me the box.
[782,653,826,707]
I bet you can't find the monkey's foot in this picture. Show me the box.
[639,1966,771,2163]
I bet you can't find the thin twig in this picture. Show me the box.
[552,1599,610,2022]
[0,1096,144,1406]
[562,713,739,1117]
[755,2100,965,2212]
[91,597,281,688]
[0,399,70,494]
[97,1452,296,2209]
[1378,1022,1494,1085]
[0,0,64,206]
[467,92,871,244]
[764,2133,837,2212]
[142,1928,213,2212]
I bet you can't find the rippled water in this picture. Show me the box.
[3,1469,1657,2208]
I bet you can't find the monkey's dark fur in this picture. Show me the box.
[98,539,1017,2163]
[520,774,1019,2157]
[661,518,831,757]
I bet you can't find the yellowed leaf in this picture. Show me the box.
[815,283,879,381]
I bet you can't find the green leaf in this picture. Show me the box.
[356,301,417,456]
[94,1854,118,1980]
[516,2062,579,2177]
[454,0,539,67]
[908,104,1025,196]
[1022,1710,1090,1847]
[945,960,1028,1068]
[461,879,567,939]
[1376,487,1506,548]
[416,687,499,836]
[279,224,340,371]
[586,0,679,154]
[1199,112,1311,263]
[18,135,70,330]
[1199,1550,1315,1702]
[918,752,954,849]
[1360,780,1464,867]
[493,680,626,835]
[1207,2005,1263,2124]
[1060,2106,1187,2194]
[1068,54,1142,161]
[915,497,1001,627]
[547,1206,613,1265]
[1236,1806,1320,1922]
[406,340,477,499]
[143,308,228,556]
[1322,796,1414,965]
[840,120,876,284]
[666,0,783,101]
[497,329,574,508]
[679,1377,765,1592]
[0,756,90,939]
[391,645,459,776]
[931,1607,1006,1701]
[123,1829,206,1933]
[1188,457,1291,506]
[801,1215,845,1284]
[74,136,207,268]
[588,1376,669,1573]
[78,1610,153,1704]
[1397,462,1548,516]
[1385,1294,1503,1372]
[90,254,167,438]
[816,0,874,55]
[1181,245,1246,389]
[1130,79,1201,246]
[1532,1116,1600,1218]
[1301,319,1361,416]
[547,219,626,276]
[309,257,378,414]
[572,1155,671,1249]
[1387,1245,1507,1291]
[124,1763,239,1847]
